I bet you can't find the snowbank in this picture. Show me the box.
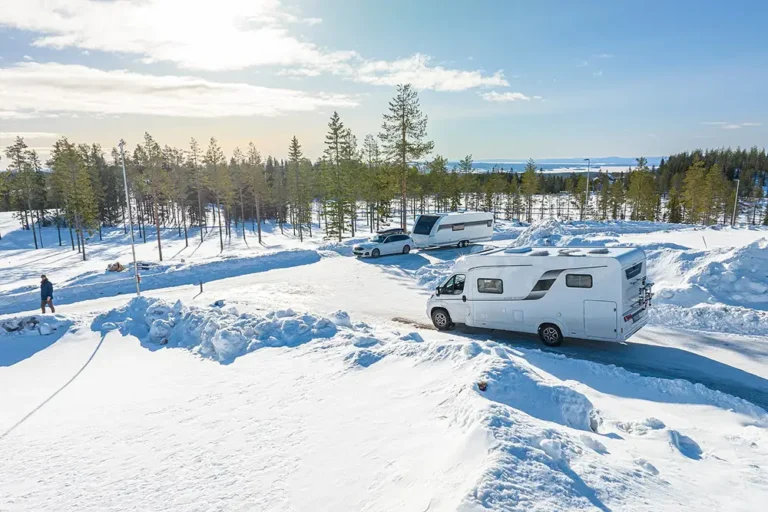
[689,239,768,309]
[92,297,341,363]
[1,314,70,337]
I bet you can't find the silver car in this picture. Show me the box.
[353,233,414,258]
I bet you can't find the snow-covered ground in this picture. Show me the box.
[2,211,768,511]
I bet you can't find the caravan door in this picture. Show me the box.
[584,300,618,340]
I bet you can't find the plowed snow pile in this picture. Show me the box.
[92,296,346,363]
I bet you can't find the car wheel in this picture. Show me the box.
[431,308,452,331]
[403,245,411,254]
[371,248,380,258]
[538,324,563,347]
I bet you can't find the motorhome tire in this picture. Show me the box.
[538,324,563,347]
[371,248,380,258]
[431,308,452,331]
[403,245,411,254]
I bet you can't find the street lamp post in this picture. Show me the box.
[119,139,141,296]
[583,158,591,220]
[731,178,740,227]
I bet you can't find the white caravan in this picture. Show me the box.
[426,246,653,346]
[411,212,494,249]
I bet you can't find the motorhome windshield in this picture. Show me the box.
[413,215,440,235]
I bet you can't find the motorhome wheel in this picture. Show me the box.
[539,324,563,347]
[431,309,452,331]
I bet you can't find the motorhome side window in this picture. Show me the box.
[413,215,440,235]
[625,262,642,279]
[451,223,465,231]
[566,274,593,288]
[477,278,503,294]
[442,274,466,295]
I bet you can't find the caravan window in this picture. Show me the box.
[566,274,593,288]
[477,278,503,294]
[413,215,440,235]
[451,223,465,231]
[625,262,643,279]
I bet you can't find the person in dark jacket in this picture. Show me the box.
[40,275,55,314]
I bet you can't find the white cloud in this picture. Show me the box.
[593,70,603,76]
[0,62,358,119]
[351,54,508,92]
[702,121,762,129]
[0,0,349,72]
[0,0,508,91]
[22,55,32,60]
[480,91,531,102]
[0,132,58,140]
[576,60,589,68]
[594,53,614,59]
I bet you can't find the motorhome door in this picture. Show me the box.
[583,300,618,340]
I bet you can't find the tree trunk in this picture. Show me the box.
[217,200,224,252]
[153,196,163,261]
[181,202,188,247]
[255,196,262,244]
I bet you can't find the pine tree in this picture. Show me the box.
[609,179,625,220]
[188,137,206,242]
[4,137,38,248]
[458,154,473,210]
[288,136,306,241]
[133,133,169,260]
[520,159,538,223]
[247,143,266,243]
[204,137,228,252]
[49,137,98,260]
[379,84,434,229]
[229,147,250,242]
[682,160,707,223]
[667,187,683,223]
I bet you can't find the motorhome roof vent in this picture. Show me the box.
[529,250,550,256]
[589,248,610,254]
[505,247,532,254]
[558,248,584,256]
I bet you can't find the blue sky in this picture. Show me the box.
[1,0,766,162]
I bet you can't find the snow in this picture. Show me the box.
[2,211,768,510]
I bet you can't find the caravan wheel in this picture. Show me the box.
[538,324,563,347]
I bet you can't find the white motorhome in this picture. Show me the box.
[411,212,494,249]
[426,246,653,346]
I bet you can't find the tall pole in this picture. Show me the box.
[731,178,740,226]
[583,158,591,220]
[119,139,141,296]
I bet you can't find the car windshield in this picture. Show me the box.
[369,235,386,243]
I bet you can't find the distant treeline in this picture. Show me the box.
[1,83,767,261]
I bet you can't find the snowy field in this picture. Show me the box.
[2,211,768,511]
